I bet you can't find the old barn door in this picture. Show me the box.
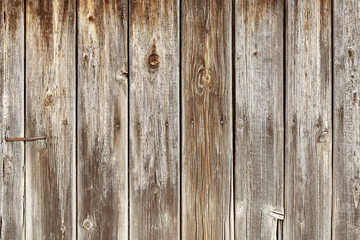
[1,0,360,240]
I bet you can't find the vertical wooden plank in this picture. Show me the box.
[333,0,360,239]
[0,1,24,239]
[181,0,233,239]
[25,0,75,238]
[284,0,332,239]
[234,0,284,239]
[77,0,128,239]
[129,0,179,239]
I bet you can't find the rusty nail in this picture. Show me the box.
[6,136,46,142]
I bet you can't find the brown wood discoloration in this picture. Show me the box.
[235,0,284,239]
[77,0,128,239]
[238,0,279,24]
[26,1,54,45]
[130,0,172,30]
[182,0,233,239]
[2,1,23,36]
[0,1,24,239]
[252,0,279,25]
[333,0,360,239]
[129,0,179,239]
[1,2,359,238]
[25,0,76,239]
[284,0,332,239]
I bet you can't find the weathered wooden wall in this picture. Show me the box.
[1,0,359,239]
[182,0,233,239]
[285,0,332,239]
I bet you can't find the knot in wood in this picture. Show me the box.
[83,219,93,230]
[60,225,66,235]
[353,179,360,209]
[87,13,96,22]
[83,54,89,63]
[318,131,329,143]
[44,92,53,106]
[354,184,360,193]
[196,67,212,95]
[353,180,360,192]
[200,68,211,86]
[348,47,355,59]
[348,47,355,66]
[3,156,12,176]
[148,53,160,69]
[153,185,160,194]
[353,91,359,105]
[115,70,128,85]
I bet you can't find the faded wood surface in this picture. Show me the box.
[77,0,128,239]
[25,0,76,239]
[284,0,332,239]
[181,0,233,239]
[0,1,24,239]
[2,1,360,239]
[333,0,360,239]
[235,0,284,239]
[129,1,179,239]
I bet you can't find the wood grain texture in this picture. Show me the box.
[25,0,76,239]
[129,0,179,239]
[181,0,233,239]
[0,1,24,239]
[25,1,76,239]
[333,0,360,238]
[235,0,284,239]
[77,0,128,239]
[284,0,332,239]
